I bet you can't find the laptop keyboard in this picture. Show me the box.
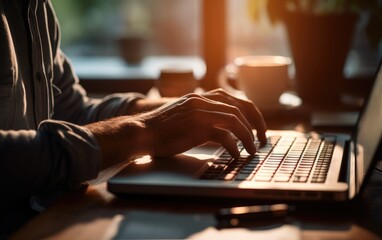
[200,135,335,183]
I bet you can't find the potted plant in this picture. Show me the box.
[248,0,382,105]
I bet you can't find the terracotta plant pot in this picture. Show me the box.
[283,12,358,105]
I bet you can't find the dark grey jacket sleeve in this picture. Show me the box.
[0,120,101,197]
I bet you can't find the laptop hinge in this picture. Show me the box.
[348,140,357,200]
[337,140,357,199]
[338,140,351,183]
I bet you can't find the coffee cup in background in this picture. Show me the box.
[218,55,292,110]
[157,68,198,97]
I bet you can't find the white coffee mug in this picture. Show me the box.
[218,55,292,110]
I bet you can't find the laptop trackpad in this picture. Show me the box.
[112,145,219,183]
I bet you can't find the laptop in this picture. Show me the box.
[107,60,382,202]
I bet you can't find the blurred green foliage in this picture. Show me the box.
[51,0,117,48]
[248,0,382,47]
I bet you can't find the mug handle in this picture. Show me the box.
[217,64,247,99]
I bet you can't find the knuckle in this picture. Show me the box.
[227,105,241,115]
[183,96,202,108]
[184,93,201,99]
[216,88,225,94]
[185,93,201,104]
[244,99,256,108]
[226,113,239,123]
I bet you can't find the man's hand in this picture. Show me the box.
[86,89,267,169]
[202,89,267,144]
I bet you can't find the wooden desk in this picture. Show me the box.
[12,115,382,240]
[11,171,382,239]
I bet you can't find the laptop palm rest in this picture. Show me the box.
[109,144,219,184]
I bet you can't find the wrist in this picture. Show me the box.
[131,98,176,113]
[86,116,149,169]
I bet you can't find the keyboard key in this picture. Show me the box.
[274,175,291,182]
[235,173,253,181]
[294,176,308,182]
[254,175,272,182]
[295,171,310,176]
[240,168,256,174]
[218,173,235,181]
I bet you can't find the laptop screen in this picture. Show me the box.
[355,60,382,190]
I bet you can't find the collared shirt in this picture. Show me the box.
[0,0,144,234]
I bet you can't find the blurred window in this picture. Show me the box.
[52,0,201,61]
[52,0,381,81]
